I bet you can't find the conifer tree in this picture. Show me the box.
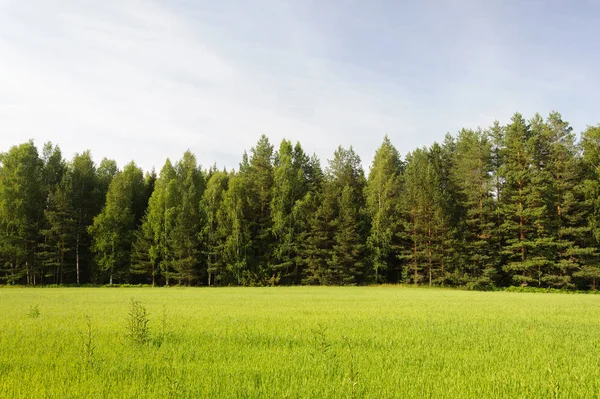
[324,146,367,285]
[169,151,204,285]
[271,140,311,284]
[500,113,556,286]
[539,112,589,287]
[401,146,450,285]
[244,135,275,284]
[295,156,327,285]
[401,148,429,284]
[427,139,460,285]
[451,129,496,287]
[487,121,506,275]
[576,124,600,289]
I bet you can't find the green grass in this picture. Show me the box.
[1,286,600,398]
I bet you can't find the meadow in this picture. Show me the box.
[0,286,599,398]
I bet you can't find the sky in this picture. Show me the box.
[1,0,599,172]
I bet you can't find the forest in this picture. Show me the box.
[1,111,600,289]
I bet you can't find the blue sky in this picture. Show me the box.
[1,0,599,172]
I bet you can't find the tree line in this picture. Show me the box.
[2,111,600,289]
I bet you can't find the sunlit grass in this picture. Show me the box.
[1,286,599,398]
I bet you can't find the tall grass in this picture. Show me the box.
[0,286,599,398]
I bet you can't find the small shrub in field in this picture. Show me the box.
[126,298,150,344]
[27,304,40,318]
[82,315,95,367]
[152,305,169,347]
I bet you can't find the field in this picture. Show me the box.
[1,287,599,398]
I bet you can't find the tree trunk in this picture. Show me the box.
[76,232,80,285]
[152,263,156,287]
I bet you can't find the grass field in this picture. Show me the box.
[1,287,599,398]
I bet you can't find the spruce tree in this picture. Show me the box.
[401,148,429,284]
[169,151,204,285]
[324,146,367,285]
[295,156,327,285]
[244,135,275,284]
[451,129,496,287]
[271,140,312,284]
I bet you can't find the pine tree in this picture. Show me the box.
[538,112,589,287]
[400,146,451,286]
[576,124,600,289]
[500,113,554,286]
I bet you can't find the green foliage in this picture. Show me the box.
[2,287,600,398]
[81,314,96,368]
[365,136,404,283]
[0,141,45,284]
[125,298,150,344]
[200,169,230,285]
[27,303,40,318]
[400,145,454,285]
[451,129,496,287]
[2,109,600,289]
[88,162,146,284]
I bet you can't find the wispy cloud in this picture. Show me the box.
[1,0,599,172]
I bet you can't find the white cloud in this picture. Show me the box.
[1,0,599,173]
